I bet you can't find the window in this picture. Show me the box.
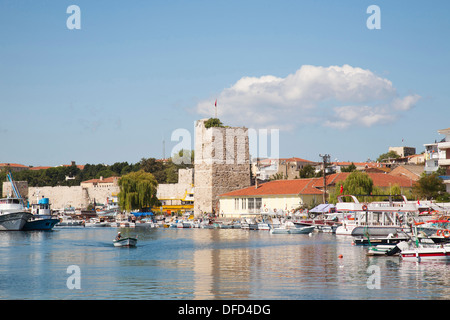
[255,198,262,209]
[234,198,239,210]
[248,198,255,210]
[241,198,247,210]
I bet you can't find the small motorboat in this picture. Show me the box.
[113,237,137,247]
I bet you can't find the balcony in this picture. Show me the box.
[438,141,450,150]
[438,158,450,167]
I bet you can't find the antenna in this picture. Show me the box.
[162,137,165,160]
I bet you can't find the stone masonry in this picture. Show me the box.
[194,119,251,216]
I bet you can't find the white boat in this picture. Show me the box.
[57,215,84,226]
[395,240,450,261]
[289,225,315,234]
[0,198,32,230]
[85,218,109,227]
[177,220,194,228]
[366,245,398,256]
[270,224,315,234]
[257,222,271,230]
[335,195,416,237]
[113,237,137,247]
[0,173,32,230]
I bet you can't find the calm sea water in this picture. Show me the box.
[1,226,450,300]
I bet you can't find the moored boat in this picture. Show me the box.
[0,200,32,230]
[23,197,60,231]
[400,244,450,261]
[335,194,416,237]
[0,172,33,230]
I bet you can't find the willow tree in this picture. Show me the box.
[118,170,159,212]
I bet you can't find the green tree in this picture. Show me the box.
[204,118,223,128]
[377,150,400,162]
[299,165,316,178]
[329,171,374,203]
[412,173,447,200]
[118,170,159,212]
[341,163,357,172]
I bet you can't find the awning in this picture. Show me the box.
[310,204,335,213]
[132,212,154,217]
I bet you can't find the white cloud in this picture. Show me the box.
[195,64,420,130]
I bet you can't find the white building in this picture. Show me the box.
[437,127,450,192]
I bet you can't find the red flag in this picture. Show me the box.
[214,99,217,107]
[340,184,343,194]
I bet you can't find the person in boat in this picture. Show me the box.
[115,232,122,241]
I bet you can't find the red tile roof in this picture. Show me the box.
[313,172,413,188]
[0,163,28,168]
[29,166,52,171]
[219,178,323,197]
[219,172,413,198]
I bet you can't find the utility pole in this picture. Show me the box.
[319,154,330,204]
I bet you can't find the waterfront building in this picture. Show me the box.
[218,172,415,218]
[218,178,323,218]
[437,127,450,192]
[0,163,29,172]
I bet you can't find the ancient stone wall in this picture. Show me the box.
[194,119,251,216]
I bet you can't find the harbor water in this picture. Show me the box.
[1,227,450,300]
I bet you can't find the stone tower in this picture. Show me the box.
[194,119,251,216]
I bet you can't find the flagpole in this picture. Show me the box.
[214,99,217,118]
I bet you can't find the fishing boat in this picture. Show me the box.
[22,197,60,231]
[0,172,33,230]
[113,237,137,247]
[0,197,33,230]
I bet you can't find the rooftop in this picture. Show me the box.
[219,172,414,197]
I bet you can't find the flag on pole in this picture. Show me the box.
[214,99,217,118]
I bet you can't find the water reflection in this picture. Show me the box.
[2,228,450,299]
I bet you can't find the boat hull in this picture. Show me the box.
[22,218,60,231]
[351,226,402,237]
[401,248,450,261]
[270,226,315,234]
[0,212,32,231]
[113,237,137,247]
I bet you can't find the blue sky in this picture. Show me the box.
[1,0,449,166]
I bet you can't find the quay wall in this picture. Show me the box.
[28,185,120,210]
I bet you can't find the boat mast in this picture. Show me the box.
[6,171,24,206]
